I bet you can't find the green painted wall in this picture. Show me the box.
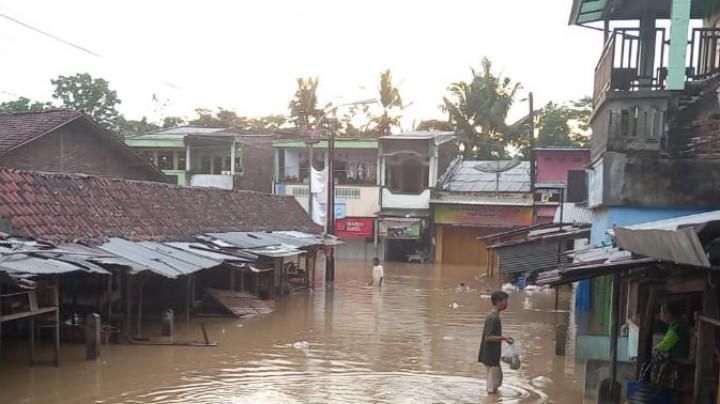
[162,169,186,185]
[274,138,378,149]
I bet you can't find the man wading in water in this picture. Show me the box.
[478,291,514,394]
[368,257,384,287]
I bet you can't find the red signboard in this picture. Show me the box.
[335,218,374,238]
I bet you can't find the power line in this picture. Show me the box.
[0,12,101,58]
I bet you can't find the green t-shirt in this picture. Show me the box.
[478,310,502,366]
[656,320,690,359]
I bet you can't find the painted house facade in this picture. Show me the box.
[273,137,380,260]
[0,110,168,182]
[431,160,533,267]
[125,126,275,192]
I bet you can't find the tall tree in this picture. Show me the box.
[416,119,454,132]
[117,116,160,137]
[372,69,403,135]
[443,58,520,159]
[162,116,186,128]
[289,77,321,131]
[0,97,52,113]
[536,98,592,148]
[51,73,122,130]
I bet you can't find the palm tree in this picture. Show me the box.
[289,77,321,132]
[443,58,520,159]
[372,69,403,135]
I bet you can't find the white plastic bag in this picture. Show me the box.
[501,343,521,370]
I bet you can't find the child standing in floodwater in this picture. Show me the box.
[478,291,514,394]
[368,257,384,287]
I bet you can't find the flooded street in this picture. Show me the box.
[0,262,584,403]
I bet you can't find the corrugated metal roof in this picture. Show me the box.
[381,131,454,140]
[58,243,151,273]
[165,243,252,263]
[622,210,720,232]
[99,238,206,278]
[138,242,222,268]
[553,203,593,225]
[205,232,281,249]
[431,194,533,206]
[442,161,531,193]
[0,246,110,276]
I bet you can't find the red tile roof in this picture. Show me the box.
[0,110,83,155]
[0,168,315,243]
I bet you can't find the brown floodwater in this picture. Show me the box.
[0,261,585,403]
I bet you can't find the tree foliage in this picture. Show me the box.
[371,69,403,135]
[289,77,321,129]
[188,107,286,131]
[162,116,186,128]
[0,97,52,113]
[536,98,591,148]
[416,119,454,132]
[443,58,520,159]
[51,73,122,130]
[117,117,160,137]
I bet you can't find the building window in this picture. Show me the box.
[157,151,174,170]
[386,155,428,194]
[177,153,186,170]
[139,150,156,165]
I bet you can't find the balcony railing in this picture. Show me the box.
[594,28,720,105]
[278,168,377,186]
[593,28,668,104]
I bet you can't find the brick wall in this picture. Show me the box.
[234,135,274,193]
[0,120,166,182]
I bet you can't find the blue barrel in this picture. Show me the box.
[517,275,526,291]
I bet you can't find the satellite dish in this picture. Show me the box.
[473,159,521,173]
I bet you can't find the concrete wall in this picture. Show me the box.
[588,152,720,209]
[535,150,590,183]
[278,184,380,217]
[590,206,709,245]
[235,136,274,193]
[1,121,165,181]
[335,238,378,262]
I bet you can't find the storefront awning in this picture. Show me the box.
[614,211,720,268]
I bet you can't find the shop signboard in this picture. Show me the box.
[434,205,533,227]
[379,218,422,239]
[335,217,374,238]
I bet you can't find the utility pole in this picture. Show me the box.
[326,129,336,282]
[528,92,536,223]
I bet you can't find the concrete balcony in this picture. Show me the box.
[275,183,380,217]
[190,174,237,190]
[588,152,720,209]
[381,188,431,210]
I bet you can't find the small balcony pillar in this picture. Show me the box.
[668,0,692,90]
[638,14,657,89]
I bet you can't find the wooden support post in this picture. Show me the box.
[28,318,35,365]
[85,313,101,360]
[186,276,192,324]
[106,275,113,322]
[200,323,209,345]
[693,319,706,404]
[161,309,174,342]
[125,273,133,340]
[136,277,144,338]
[555,322,567,356]
[555,286,560,311]
[0,280,3,361]
[53,278,60,366]
[230,268,236,292]
[598,271,622,404]
[637,287,657,379]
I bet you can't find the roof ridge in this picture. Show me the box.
[0,108,80,116]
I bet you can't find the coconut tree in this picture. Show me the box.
[443,58,520,159]
[371,69,403,135]
[289,77,321,131]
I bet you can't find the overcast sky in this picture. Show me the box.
[0,0,603,128]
